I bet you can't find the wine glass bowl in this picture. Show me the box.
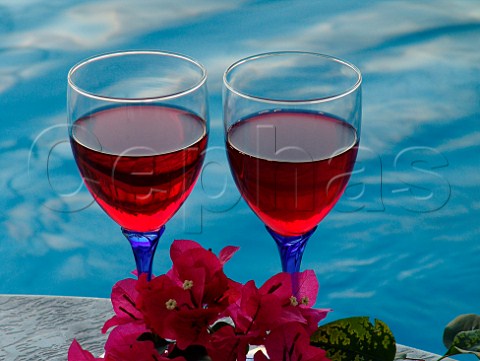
[223,51,361,275]
[67,51,208,278]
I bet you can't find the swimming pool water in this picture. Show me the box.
[0,0,479,355]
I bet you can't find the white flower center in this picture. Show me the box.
[183,280,194,290]
[290,296,299,306]
[165,299,177,310]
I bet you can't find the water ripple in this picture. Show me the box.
[366,22,480,52]
[0,5,14,33]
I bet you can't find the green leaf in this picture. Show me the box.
[310,316,396,361]
[439,329,480,360]
[443,314,480,348]
[439,313,480,360]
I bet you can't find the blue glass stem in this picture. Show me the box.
[266,226,317,294]
[122,226,165,280]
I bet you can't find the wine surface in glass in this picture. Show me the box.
[71,105,207,232]
[227,110,358,237]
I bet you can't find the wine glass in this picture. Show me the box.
[223,51,361,281]
[67,51,208,279]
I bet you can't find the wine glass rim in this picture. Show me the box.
[67,50,207,103]
[223,51,362,104]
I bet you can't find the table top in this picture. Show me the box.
[0,295,110,360]
[0,295,455,361]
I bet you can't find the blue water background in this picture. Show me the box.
[1,0,479,355]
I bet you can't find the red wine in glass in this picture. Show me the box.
[71,105,207,232]
[223,52,361,278]
[227,110,358,237]
[68,51,208,279]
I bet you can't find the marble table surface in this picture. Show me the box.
[0,295,455,361]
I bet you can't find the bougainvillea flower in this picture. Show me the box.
[104,322,188,361]
[232,271,328,336]
[256,273,305,330]
[208,278,296,361]
[262,323,330,361]
[136,273,191,341]
[68,240,331,361]
[138,273,232,350]
[168,306,225,350]
[207,325,251,361]
[294,270,318,304]
[206,281,264,361]
[257,270,330,333]
[102,278,143,333]
[211,270,330,361]
[104,323,158,360]
[167,240,241,307]
[231,280,264,331]
[292,270,331,334]
[137,241,243,351]
[68,339,103,361]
